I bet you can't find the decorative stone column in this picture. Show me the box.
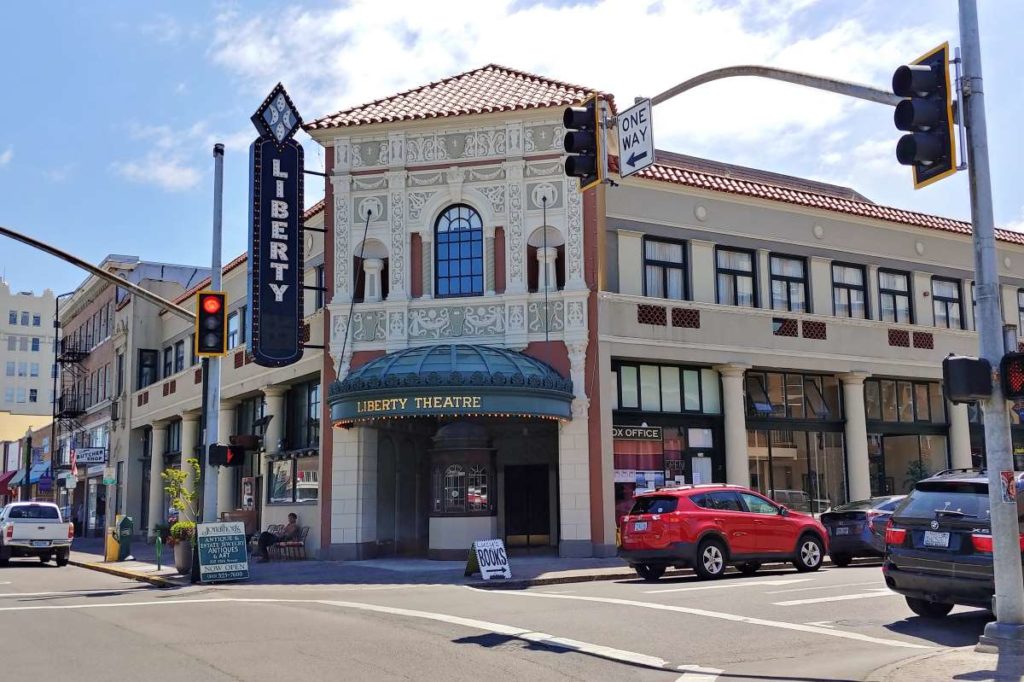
[537,246,558,292]
[485,234,496,295]
[363,258,384,303]
[261,386,288,501]
[147,421,168,540]
[948,400,973,470]
[421,235,433,299]
[714,364,750,486]
[841,372,872,502]
[180,412,201,497]
[217,400,239,517]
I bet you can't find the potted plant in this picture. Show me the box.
[161,458,201,575]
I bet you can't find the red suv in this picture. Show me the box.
[618,484,829,581]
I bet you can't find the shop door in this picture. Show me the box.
[690,454,714,485]
[395,449,421,554]
[505,465,550,548]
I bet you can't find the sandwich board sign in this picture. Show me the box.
[617,98,655,178]
[197,521,250,583]
[464,538,511,580]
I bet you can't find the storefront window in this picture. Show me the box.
[747,429,846,513]
[615,362,720,415]
[745,372,839,420]
[865,379,944,425]
[267,456,320,504]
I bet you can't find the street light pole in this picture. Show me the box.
[202,144,225,524]
[958,0,1024,654]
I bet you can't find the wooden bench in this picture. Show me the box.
[269,526,309,560]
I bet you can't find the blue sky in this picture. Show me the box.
[1,1,1022,295]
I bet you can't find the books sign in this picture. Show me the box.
[464,538,511,580]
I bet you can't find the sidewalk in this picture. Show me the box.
[869,647,1024,682]
[69,537,636,588]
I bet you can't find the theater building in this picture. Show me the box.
[305,64,1024,560]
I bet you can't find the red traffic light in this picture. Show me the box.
[1002,353,1024,399]
[201,295,222,314]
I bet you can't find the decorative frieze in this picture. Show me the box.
[566,180,585,286]
[406,304,507,339]
[388,172,407,297]
[477,184,506,216]
[528,300,564,333]
[351,310,386,342]
[331,176,352,301]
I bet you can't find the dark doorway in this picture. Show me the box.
[377,435,428,556]
[504,465,550,548]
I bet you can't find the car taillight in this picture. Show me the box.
[68,523,75,540]
[4,525,11,539]
[884,519,906,546]
[971,533,1024,553]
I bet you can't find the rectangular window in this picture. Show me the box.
[16,388,26,403]
[116,352,124,396]
[286,380,322,450]
[174,340,185,373]
[227,311,239,349]
[832,263,867,319]
[269,460,294,504]
[865,379,944,424]
[971,283,977,331]
[932,277,963,329]
[315,264,326,310]
[620,365,639,408]
[716,247,756,307]
[29,389,37,403]
[4,361,12,376]
[31,337,40,352]
[615,362,719,414]
[640,365,661,411]
[137,349,158,389]
[1018,290,1024,334]
[879,269,912,323]
[660,366,681,412]
[6,337,15,351]
[20,311,29,326]
[3,388,12,403]
[770,255,808,312]
[29,362,39,377]
[268,455,320,505]
[18,336,27,351]
[190,334,198,366]
[167,421,182,453]
[163,347,173,378]
[32,314,41,327]
[7,310,16,325]
[745,371,838,420]
[643,238,687,300]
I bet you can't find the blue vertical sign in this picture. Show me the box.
[248,83,305,368]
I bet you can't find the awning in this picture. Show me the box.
[329,344,575,425]
[0,470,16,496]
[28,462,51,484]
[6,469,25,490]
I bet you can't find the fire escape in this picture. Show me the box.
[53,328,89,470]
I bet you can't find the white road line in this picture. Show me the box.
[765,581,879,595]
[0,596,704,674]
[773,589,897,607]
[804,621,836,628]
[0,588,151,599]
[646,578,811,594]
[479,590,929,649]
[677,664,723,681]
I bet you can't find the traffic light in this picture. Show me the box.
[208,444,245,467]
[942,354,991,404]
[1001,353,1024,400]
[892,42,957,189]
[194,291,227,357]
[563,94,603,192]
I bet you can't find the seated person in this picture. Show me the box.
[256,513,300,561]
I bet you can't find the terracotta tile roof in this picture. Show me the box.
[306,64,603,130]
[304,199,325,220]
[617,153,1024,247]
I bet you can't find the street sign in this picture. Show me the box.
[197,521,250,583]
[463,538,511,580]
[73,447,107,465]
[248,83,305,368]
[617,99,654,178]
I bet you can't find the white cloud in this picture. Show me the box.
[0,146,12,167]
[112,152,202,191]
[44,163,75,183]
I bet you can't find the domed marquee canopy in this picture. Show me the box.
[329,344,574,425]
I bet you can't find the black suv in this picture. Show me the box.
[883,469,1020,618]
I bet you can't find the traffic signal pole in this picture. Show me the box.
[958,0,1024,654]
[202,143,225,525]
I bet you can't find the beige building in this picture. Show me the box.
[0,280,56,416]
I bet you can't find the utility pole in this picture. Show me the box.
[202,143,225,524]
[959,0,1024,654]
[21,429,32,501]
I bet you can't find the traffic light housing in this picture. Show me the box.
[563,94,603,192]
[194,291,227,357]
[1001,353,1024,400]
[208,444,245,467]
[892,42,957,189]
[943,354,992,404]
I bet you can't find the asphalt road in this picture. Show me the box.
[0,558,991,681]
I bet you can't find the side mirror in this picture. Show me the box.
[779,507,790,517]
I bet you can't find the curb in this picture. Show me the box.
[68,559,183,588]
[863,648,967,682]
[469,571,638,590]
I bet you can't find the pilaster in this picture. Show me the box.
[840,372,872,501]
[714,363,750,486]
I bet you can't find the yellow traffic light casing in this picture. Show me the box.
[563,93,604,192]
[892,42,957,189]
[194,290,227,357]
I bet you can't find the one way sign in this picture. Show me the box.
[617,99,654,178]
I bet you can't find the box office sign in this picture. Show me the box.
[612,425,663,441]
[248,83,305,368]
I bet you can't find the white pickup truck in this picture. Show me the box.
[0,502,73,566]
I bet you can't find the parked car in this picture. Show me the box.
[883,469,1012,618]
[0,502,74,566]
[618,484,829,581]
[772,490,830,515]
[821,495,905,566]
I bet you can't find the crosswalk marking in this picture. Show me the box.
[773,589,897,606]
[765,581,880,595]
[647,578,811,594]
[676,664,723,681]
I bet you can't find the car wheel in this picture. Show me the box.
[830,553,852,568]
[55,548,69,567]
[793,535,824,572]
[39,553,52,565]
[738,562,761,576]
[693,538,727,580]
[634,564,666,582]
[906,597,954,619]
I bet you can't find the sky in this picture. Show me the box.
[1,0,1023,296]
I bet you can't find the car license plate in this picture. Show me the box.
[633,522,648,532]
[923,531,950,548]
[835,526,850,536]
[31,540,50,547]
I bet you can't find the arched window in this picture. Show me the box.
[435,204,483,298]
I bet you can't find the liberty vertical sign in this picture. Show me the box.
[248,83,305,367]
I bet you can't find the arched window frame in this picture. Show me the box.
[435,204,484,298]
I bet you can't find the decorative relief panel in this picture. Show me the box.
[408,191,438,223]
[407,305,507,339]
[409,172,444,187]
[524,123,565,153]
[356,196,386,222]
[477,184,506,216]
[506,164,525,287]
[350,310,385,342]
[528,300,564,333]
[507,304,526,332]
[528,182,561,210]
[332,182,351,299]
[565,299,585,330]
[407,134,449,163]
[526,161,563,177]
[566,181,584,284]
[468,167,505,182]
[388,311,406,338]
[389,185,406,293]
[353,176,387,191]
